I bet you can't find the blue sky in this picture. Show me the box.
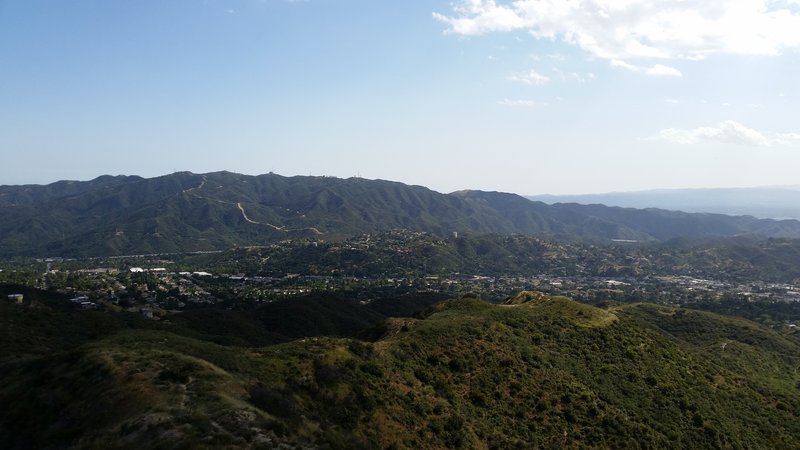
[1,0,799,195]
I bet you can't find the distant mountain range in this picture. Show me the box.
[528,186,800,220]
[3,171,800,257]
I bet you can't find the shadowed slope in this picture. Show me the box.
[4,293,800,448]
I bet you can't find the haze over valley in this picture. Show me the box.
[529,186,800,220]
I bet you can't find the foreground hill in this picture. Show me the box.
[2,171,800,256]
[2,291,800,448]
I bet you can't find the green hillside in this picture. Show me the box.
[2,291,800,448]
[3,171,800,257]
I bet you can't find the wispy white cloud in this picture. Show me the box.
[497,98,542,107]
[434,0,527,35]
[649,120,800,146]
[610,59,640,71]
[508,69,549,85]
[434,1,800,62]
[646,64,683,77]
[610,60,682,77]
[554,68,595,83]
[662,97,709,105]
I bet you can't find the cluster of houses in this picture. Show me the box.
[69,295,98,310]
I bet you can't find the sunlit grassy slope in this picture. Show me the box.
[2,292,800,449]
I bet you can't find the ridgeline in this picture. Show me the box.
[3,171,800,257]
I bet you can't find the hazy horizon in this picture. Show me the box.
[6,169,800,201]
[2,1,799,195]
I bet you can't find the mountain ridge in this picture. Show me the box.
[3,171,800,257]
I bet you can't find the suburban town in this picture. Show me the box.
[4,231,800,330]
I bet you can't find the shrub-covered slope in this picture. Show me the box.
[3,292,800,448]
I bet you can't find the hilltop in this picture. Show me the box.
[2,291,800,448]
[2,171,800,257]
